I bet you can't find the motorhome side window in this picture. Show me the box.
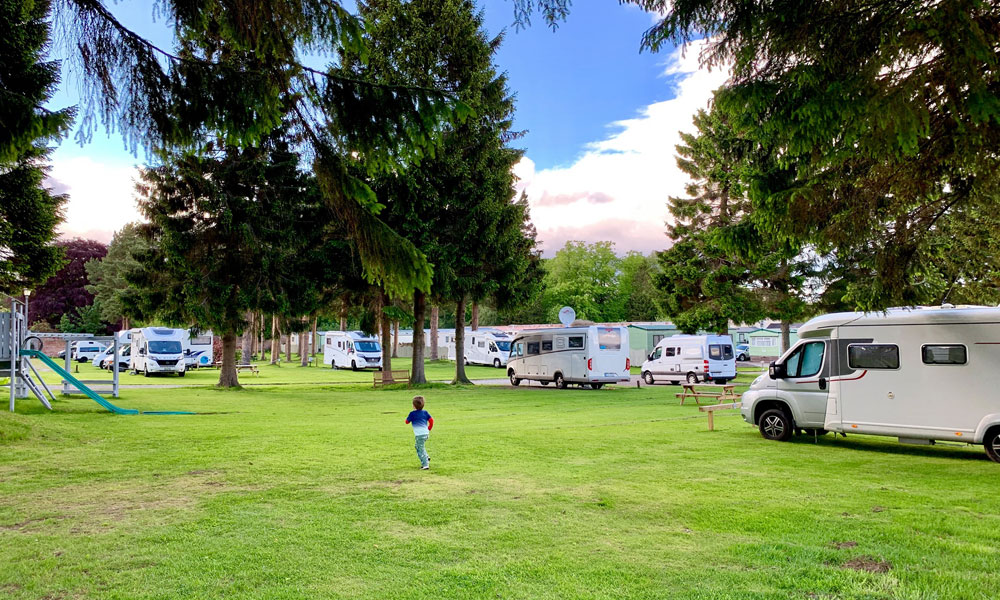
[598,328,621,350]
[663,347,676,357]
[848,344,899,369]
[542,340,553,352]
[514,342,524,356]
[921,344,967,365]
[709,345,722,359]
[784,341,825,377]
[527,342,540,355]
[568,336,584,349]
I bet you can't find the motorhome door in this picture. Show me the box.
[777,340,829,424]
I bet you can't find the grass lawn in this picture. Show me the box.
[37,359,505,387]
[1,379,997,599]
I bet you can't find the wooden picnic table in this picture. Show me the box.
[698,402,743,431]
[676,384,739,406]
[205,362,260,375]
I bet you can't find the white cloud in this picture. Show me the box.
[517,39,728,256]
[47,157,143,243]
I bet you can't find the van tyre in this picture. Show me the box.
[554,373,567,389]
[351,360,358,371]
[686,372,699,384]
[759,409,794,442]
[331,359,336,369]
[178,371,186,378]
[985,429,1000,463]
[509,372,521,386]
[643,371,654,385]
[143,367,150,378]
[493,358,501,369]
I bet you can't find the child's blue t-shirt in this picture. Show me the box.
[406,409,432,436]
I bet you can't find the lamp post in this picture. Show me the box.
[23,289,30,328]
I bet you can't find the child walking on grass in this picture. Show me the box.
[405,395,434,470]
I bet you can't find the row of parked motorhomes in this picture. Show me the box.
[73,328,214,377]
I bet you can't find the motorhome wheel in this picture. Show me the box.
[686,372,699,384]
[351,360,358,371]
[643,371,654,385]
[331,359,336,369]
[143,367,150,378]
[759,409,793,441]
[493,358,501,368]
[985,429,1000,463]
[554,373,567,389]
[178,371,186,378]
[509,372,521,386]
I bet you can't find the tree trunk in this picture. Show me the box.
[780,321,791,355]
[471,301,479,331]
[379,291,393,383]
[300,323,309,366]
[340,303,348,331]
[270,316,279,365]
[453,296,472,384]
[218,332,240,388]
[240,312,253,365]
[412,291,427,384]
[391,320,399,358]
[311,317,318,359]
[285,332,292,363]
[430,305,439,360]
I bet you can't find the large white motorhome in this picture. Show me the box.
[130,327,187,377]
[641,334,737,385]
[506,325,631,389]
[184,330,214,368]
[740,306,1000,462]
[456,330,513,368]
[325,331,383,370]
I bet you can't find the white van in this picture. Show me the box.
[130,327,187,377]
[72,340,107,363]
[506,325,631,389]
[740,306,1000,462]
[459,330,513,368]
[325,331,383,370]
[184,330,214,368]
[641,334,737,385]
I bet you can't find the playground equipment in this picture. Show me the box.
[2,294,192,415]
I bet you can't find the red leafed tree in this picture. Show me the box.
[29,239,107,326]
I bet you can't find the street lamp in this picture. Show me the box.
[22,289,30,328]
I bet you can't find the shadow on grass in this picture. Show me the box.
[786,432,988,461]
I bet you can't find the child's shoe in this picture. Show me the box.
[421,465,429,470]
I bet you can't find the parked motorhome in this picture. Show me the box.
[130,327,187,377]
[640,334,737,385]
[325,331,383,370]
[506,325,631,389]
[98,344,131,371]
[184,330,214,368]
[740,306,1000,462]
[71,340,107,363]
[458,330,513,368]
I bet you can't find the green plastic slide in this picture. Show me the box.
[20,349,193,415]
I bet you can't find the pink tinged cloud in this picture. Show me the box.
[537,219,673,257]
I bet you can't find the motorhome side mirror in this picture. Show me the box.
[768,361,784,379]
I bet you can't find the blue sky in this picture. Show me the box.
[49,1,726,254]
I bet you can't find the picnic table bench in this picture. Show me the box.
[206,362,260,375]
[373,369,410,388]
[699,402,743,431]
[676,384,740,406]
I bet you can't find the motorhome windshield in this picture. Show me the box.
[496,341,511,352]
[148,341,182,354]
[355,341,381,353]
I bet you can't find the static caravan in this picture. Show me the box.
[130,327,187,377]
[740,306,1000,462]
[325,331,383,370]
[641,334,737,385]
[184,329,214,368]
[506,325,631,389]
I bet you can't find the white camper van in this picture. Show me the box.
[71,340,107,363]
[130,327,187,377]
[740,306,1000,462]
[325,331,383,370]
[459,330,513,368]
[641,334,737,385]
[506,325,631,389]
[184,330,214,368]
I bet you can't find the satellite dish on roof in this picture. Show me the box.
[558,306,576,327]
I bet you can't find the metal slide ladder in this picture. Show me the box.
[20,350,193,415]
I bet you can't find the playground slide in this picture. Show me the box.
[21,349,139,415]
